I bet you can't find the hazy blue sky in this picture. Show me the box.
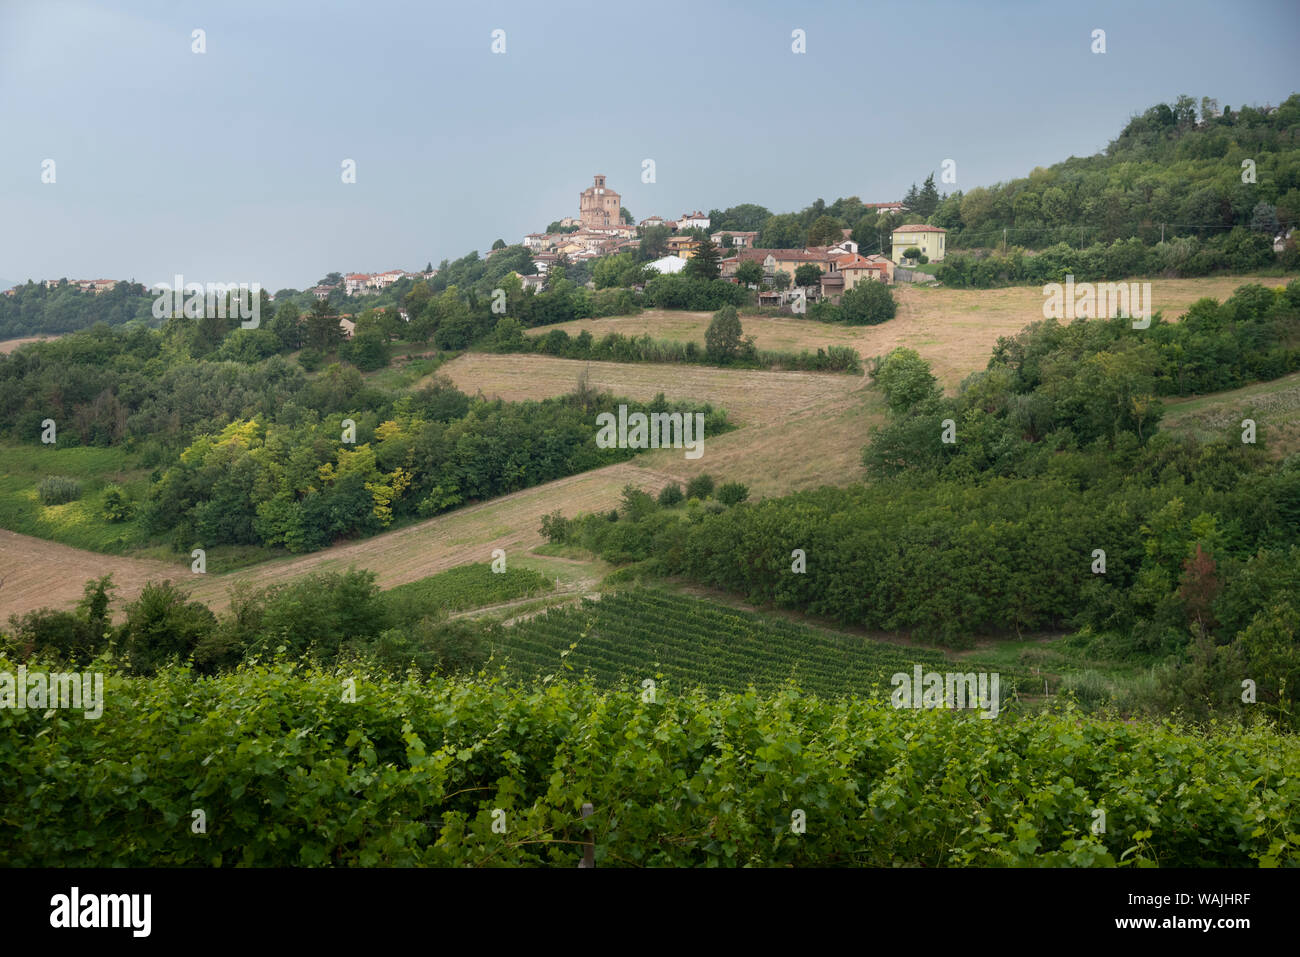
[2,0,1297,291]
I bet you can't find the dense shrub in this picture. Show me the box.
[37,476,81,505]
[716,482,750,505]
[657,483,684,507]
[685,473,715,500]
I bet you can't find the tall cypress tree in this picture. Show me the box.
[685,238,721,280]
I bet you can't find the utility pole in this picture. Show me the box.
[1160,223,1165,243]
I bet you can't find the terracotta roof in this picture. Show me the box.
[834,254,884,270]
[770,249,832,262]
[893,224,946,233]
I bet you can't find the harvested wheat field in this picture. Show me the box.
[434,353,862,425]
[527,277,1291,388]
[0,334,60,355]
[436,353,880,497]
[0,529,179,620]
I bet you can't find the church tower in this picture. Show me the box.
[579,175,621,228]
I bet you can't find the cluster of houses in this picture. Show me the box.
[643,228,947,304]
[329,268,436,299]
[509,176,950,303]
[3,278,121,296]
[723,239,898,305]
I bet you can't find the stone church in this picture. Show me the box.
[579,175,621,228]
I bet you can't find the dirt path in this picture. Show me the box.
[448,578,600,622]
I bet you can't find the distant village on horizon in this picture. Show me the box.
[7,173,950,311]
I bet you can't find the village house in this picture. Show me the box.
[41,278,119,294]
[343,273,372,296]
[806,239,859,258]
[819,254,892,302]
[639,215,666,230]
[666,235,702,258]
[890,224,946,264]
[677,211,711,230]
[711,230,759,248]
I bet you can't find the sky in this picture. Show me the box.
[1,0,1298,292]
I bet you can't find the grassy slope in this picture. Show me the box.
[1159,370,1300,457]
[524,276,1292,388]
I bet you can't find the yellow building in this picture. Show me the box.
[890,224,946,264]
[666,236,701,259]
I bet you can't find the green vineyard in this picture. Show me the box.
[494,588,1018,698]
[383,563,554,624]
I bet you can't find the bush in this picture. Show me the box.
[38,476,81,506]
[297,347,324,371]
[685,473,715,499]
[657,483,684,507]
[619,485,658,521]
[540,510,572,543]
[120,580,218,675]
[716,482,750,506]
[101,484,135,522]
[838,281,897,326]
[705,305,743,363]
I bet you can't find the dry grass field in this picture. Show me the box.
[0,335,59,355]
[528,276,1291,388]
[433,354,879,495]
[0,529,179,620]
